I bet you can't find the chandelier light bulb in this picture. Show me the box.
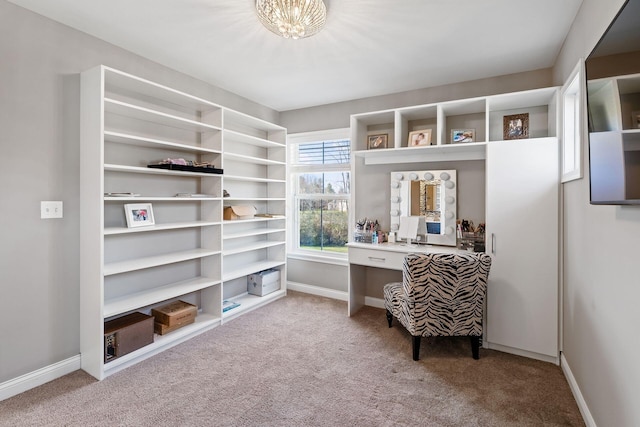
[256,0,327,39]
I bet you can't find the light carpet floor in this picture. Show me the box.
[0,291,584,426]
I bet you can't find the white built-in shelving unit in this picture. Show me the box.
[350,86,561,363]
[80,65,287,380]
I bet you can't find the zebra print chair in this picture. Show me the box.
[384,252,492,361]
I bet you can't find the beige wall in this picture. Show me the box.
[553,0,640,425]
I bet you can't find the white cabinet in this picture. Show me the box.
[80,66,286,380]
[485,138,559,362]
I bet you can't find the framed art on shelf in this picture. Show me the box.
[408,130,433,147]
[451,129,475,144]
[368,134,388,149]
[503,113,529,140]
[124,203,155,228]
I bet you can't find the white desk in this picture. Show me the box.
[347,242,462,316]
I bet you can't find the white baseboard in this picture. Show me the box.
[561,353,596,427]
[0,355,81,402]
[364,296,385,309]
[287,281,348,301]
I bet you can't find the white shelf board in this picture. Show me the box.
[223,198,286,203]
[222,290,286,322]
[105,163,223,178]
[223,175,285,183]
[222,216,285,225]
[488,87,558,112]
[103,313,221,375]
[223,152,285,166]
[223,129,285,148]
[104,248,220,276]
[223,228,286,240]
[105,67,222,113]
[223,260,285,282]
[223,240,285,256]
[105,196,219,202]
[105,98,221,133]
[355,142,487,165]
[223,109,286,133]
[104,277,221,318]
[104,131,221,154]
[104,221,220,235]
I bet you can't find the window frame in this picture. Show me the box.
[561,59,585,183]
[287,128,351,263]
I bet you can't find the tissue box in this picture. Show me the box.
[247,269,280,296]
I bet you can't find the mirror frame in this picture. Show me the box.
[390,169,457,246]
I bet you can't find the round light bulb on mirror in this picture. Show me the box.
[423,172,434,181]
[394,173,404,180]
[445,211,454,219]
[445,180,455,189]
[409,173,419,180]
[390,209,400,217]
[445,226,455,235]
[445,195,455,204]
[391,181,401,189]
[391,196,401,203]
[440,172,451,181]
[391,224,399,231]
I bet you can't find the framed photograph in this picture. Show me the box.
[451,129,475,144]
[368,134,388,150]
[408,130,433,147]
[124,203,155,228]
[503,113,529,140]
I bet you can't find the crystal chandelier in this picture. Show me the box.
[256,0,327,39]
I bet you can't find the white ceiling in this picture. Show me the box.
[8,0,584,111]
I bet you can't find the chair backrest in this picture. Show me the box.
[402,252,492,303]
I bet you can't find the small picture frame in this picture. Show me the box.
[124,203,155,228]
[368,134,388,150]
[408,130,433,147]
[451,129,475,144]
[503,113,530,140]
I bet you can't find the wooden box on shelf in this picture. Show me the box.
[152,300,197,335]
[223,205,256,220]
[104,312,154,363]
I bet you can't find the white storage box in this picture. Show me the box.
[247,269,280,296]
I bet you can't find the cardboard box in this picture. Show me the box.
[151,300,197,328]
[224,205,256,220]
[104,312,154,363]
[247,269,280,296]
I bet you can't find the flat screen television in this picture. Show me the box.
[586,0,640,205]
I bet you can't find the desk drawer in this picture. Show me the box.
[349,247,406,270]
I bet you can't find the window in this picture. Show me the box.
[288,129,350,259]
[562,60,584,183]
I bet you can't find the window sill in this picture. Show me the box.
[287,252,349,267]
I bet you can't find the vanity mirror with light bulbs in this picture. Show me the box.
[390,169,457,246]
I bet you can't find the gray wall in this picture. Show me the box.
[0,0,278,383]
[553,0,640,425]
[284,71,552,292]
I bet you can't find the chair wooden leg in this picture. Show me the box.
[412,336,421,361]
[386,310,393,328]
[470,336,480,360]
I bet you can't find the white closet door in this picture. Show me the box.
[485,137,559,359]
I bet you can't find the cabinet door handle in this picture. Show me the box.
[491,233,496,255]
[368,256,386,262]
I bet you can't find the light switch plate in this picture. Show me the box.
[41,201,63,219]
